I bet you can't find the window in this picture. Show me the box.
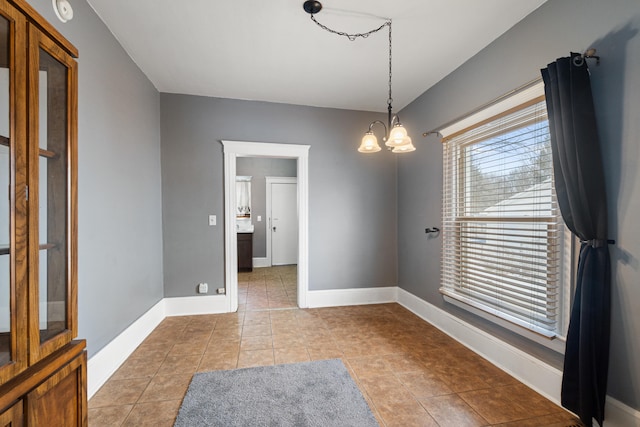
[439,81,573,344]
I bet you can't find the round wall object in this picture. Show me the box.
[52,0,73,23]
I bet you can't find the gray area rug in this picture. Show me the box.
[174,359,378,427]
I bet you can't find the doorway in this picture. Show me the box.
[222,140,310,312]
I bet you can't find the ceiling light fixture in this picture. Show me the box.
[303,1,415,154]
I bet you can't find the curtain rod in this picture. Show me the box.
[422,48,600,138]
[421,78,541,138]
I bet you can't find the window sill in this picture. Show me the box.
[440,289,566,354]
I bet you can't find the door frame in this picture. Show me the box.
[222,140,310,311]
[265,177,298,267]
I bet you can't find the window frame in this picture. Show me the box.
[438,80,574,353]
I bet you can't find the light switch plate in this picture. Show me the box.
[257,216,262,222]
[209,215,216,226]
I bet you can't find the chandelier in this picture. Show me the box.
[303,1,415,154]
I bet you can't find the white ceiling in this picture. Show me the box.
[87,0,547,113]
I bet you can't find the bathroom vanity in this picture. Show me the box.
[236,175,253,272]
[237,232,253,272]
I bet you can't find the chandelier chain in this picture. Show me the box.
[388,21,392,107]
[309,14,390,41]
[303,2,414,153]
[308,14,394,108]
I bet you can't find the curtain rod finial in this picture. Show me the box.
[582,48,600,65]
[584,48,597,57]
[422,131,443,138]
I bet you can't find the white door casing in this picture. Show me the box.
[266,178,298,266]
[222,140,310,311]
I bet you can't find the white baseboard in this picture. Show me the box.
[87,295,228,398]
[606,397,640,427]
[396,288,640,427]
[86,299,165,399]
[164,295,229,316]
[307,286,397,308]
[253,257,269,268]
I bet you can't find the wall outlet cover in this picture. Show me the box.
[198,283,208,294]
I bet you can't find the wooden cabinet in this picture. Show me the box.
[26,344,86,426]
[0,341,86,426]
[0,0,85,425]
[237,233,253,272]
[0,401,23,426]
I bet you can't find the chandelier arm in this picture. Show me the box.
[309,15,390,41]
[367,119,388,135]
[387,104,393,139]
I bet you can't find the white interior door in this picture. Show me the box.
[271,182,298,265]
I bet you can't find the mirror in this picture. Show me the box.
[236,176,253,233]
[236,176,251,219]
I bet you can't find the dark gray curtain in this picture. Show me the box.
[541,53,611,427]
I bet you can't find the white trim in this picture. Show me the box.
[439,80,544,138]
[164,295,229,316]
[87,299,165,399]
[223,148,238,312]
[222,140,310,309]
[296,151,310,309]
[222,140,311,158]
[606,397,640,427]
[442,294,566,353]
[307,287,398,308]
[252,257,269,268]
[266,176,297,267]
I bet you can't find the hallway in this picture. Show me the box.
[239,265,297,310]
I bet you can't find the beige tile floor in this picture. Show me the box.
[89,266,583,426]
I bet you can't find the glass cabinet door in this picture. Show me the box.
[0,7,10,373]
[28,25,77,364]
[0,1,27,385]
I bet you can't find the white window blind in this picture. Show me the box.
[440,84,571,339]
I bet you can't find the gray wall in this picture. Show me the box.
[161,94,398,297]
[26,0,640,411]
[398,0,640,411]
[25,0,164,357]
[236,158,297,258]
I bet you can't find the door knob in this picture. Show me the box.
[273,226,277,232]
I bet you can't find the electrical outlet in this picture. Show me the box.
[208,215,216,226]
[217,288,226,295]
[198,283,208,294]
